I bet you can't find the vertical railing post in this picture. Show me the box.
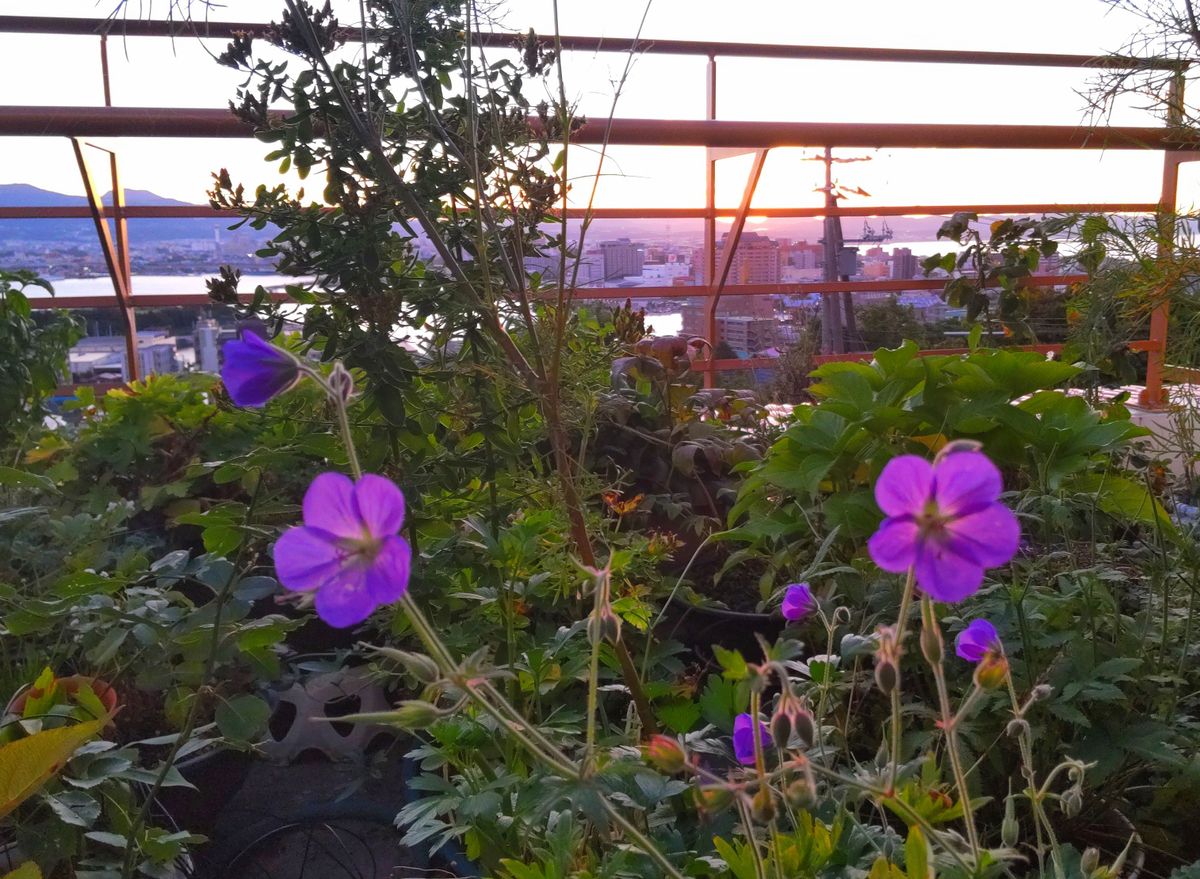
[703,54,718,388]
[1140,70,1184,409]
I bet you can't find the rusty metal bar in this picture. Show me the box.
[704,148,769,386]
[3,106,1199,152]
[72,137,139,381]
[0,16,1181,69]
[0,202,1164,221]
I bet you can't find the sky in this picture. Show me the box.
[2,0,1198,214]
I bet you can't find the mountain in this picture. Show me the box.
[0,183,269,244]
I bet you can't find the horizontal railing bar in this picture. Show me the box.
[26,275,1085,310]
[0,202,1161,221]
[0,16,1180,69]
[1,106,1196,151]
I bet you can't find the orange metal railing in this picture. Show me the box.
[0,15,1190,403]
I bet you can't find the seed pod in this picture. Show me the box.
[1001,793,1019,847]
[920,623,944,666]
[751,787,775,823]
[974,654,1010,690]
[588,607,622,645]
[695,785,735,814]
[1031,684,1053,702]
[643,735,687,775]
[1081,847,1100,876]
[785,759,817,809]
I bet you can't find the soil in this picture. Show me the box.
[667,541,770,614]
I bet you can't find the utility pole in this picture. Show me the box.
[808,148,873,354]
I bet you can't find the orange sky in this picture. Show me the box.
[1,0,1195,212]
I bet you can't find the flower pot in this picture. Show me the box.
[5,675,119,719]
[153,746,255,836]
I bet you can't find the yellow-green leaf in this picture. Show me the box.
[3,863,42,879]
[0,717,107,819]
[906,826,932,879]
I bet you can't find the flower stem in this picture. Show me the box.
[397,594,686,879]
[888,568,916,792]
[921,595,980,862]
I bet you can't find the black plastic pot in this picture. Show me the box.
[154,746,254,836]
[657,597,785,655]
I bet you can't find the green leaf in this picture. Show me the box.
[0,467,55,492]
[2,864,41,879]
[215,694,270,744]
[656,699,702,734]
[712,645,749,681]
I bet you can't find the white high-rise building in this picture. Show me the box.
[196,319,222,374]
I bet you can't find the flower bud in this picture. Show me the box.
[1006,718,1030,738]
[792,706,816,749]
[770,710,792,746]
[751,787,775,823]
[920,622,944,666]
[974,654,1009,690]
[588,607,622,645]
[875,658,898,695]
[1001,794,1019,847]
[643,735,687,775]
[327,361,356,403]
[390,700,442,729]
[1081,848,1100,877]
[695,785,735,815]
[374,647,441,684]
[1061,787,1083,818]
[1031,684,1053,702]
[875,625,901,695]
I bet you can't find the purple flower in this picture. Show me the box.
[867,451,1019,603]
[732,713,773,766]
[955,618,1001,663]
[221,330,301,407]
[781,583,816,621]
[273,472,412,628]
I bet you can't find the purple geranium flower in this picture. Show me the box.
[221,330,301,407]
[781,583,816,621]
[955,618,1001,663]
[732,713,773,766]
[867,451,1019,602]
[273,472,412,628]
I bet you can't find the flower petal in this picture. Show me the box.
[365,535,412,605]
[944,502,1020,568]
[220,332,300,407]
[932,451,1002,517]
[874,455,934,517]
[914,539,985,602]
[315,567,376,628]
[352,474,406,538]
[303,472,362,538]
[868,517,920,573]
[732,714,772,766]
[781,583,814,621]
[273,526,344,592]
[955,618,1000,663]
